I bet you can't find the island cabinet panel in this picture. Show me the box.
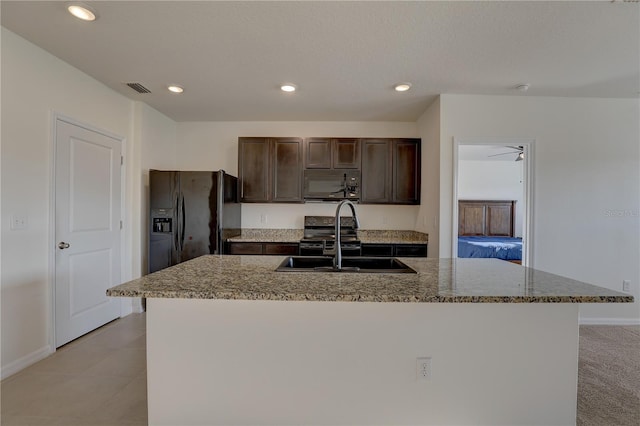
[238,137,303,203]
[272,138,303,202]
[147,299,581,426]
[361,138,421,204]
[361,139,392,203]
[304,138,360,169]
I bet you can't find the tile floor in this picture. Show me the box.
[1,313,147,426]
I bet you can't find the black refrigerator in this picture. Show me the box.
[149,170,241,273]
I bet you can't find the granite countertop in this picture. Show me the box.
[227,229,428,244]
[107,255,632,304]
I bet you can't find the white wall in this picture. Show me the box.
[457,159,524,237]
[416,97,441,257]
[0,28,137,375]
[134,103,177,276]
[0,28,177,376]
[439,95,640,323]
[176,121,421,230]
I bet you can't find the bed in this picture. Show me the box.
[458,200,522,264]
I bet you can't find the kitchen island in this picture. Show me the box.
[108,255,632,426]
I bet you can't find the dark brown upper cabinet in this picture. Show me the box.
[304,138,360,169]
[361,139,392,203]
[361,138,420,205]
[392,139,420,204]
[238,137,303,203]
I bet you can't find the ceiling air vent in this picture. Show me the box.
[126,82,151,94]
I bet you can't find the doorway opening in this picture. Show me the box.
[452,138,534,266]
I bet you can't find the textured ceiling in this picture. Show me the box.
[2,1,638,122]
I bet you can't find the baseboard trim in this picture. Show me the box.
[1,345,53,380]
[579,317,640,326]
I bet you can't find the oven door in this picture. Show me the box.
[299,241,362,257]
[299,242,324,256]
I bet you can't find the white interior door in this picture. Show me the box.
[55,118,122,347]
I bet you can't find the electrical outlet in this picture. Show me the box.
[416,357,432,381]
[623,280,631,292]
[382,216,389,225]
[260,214,268,224]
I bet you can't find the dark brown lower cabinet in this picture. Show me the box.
[361,243,427,257]
[227,242,299,255]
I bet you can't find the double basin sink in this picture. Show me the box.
[276,256,417,274]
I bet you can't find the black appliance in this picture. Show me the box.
[149,170,241,273]
[299,215,361,256]
[303,169,360,201]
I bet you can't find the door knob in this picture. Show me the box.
[58,242,70,249]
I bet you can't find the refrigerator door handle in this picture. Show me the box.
[180,193,186,249]
[174,193,181,253]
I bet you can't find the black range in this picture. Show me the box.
[299,216,361,256]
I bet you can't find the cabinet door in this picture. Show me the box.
[305,138,332,169]
[333,138,360,169]
[272,138,303,202]
[361,139,391,203]
[264,243,300,255]
[238,138,270,202]
[486,202,514,236]
[458,203,486,236]
[394,244,428,257]
[361,244,394,257]
[228,242,263,255]
[392,139,420,204]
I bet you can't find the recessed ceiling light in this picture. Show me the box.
[168,85,184,94]
[67,2,97,21]
[394,83,412,92]
[280,84,297,93]
[515,84,530,92]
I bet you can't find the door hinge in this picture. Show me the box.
[120,220,123,229]
[121,156,124,166]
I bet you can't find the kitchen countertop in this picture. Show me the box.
[226,229,428,244]
[107,255,632,303]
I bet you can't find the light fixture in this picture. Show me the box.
[168,85,184,94]
[394,83,412,92]
[515,84,530,92]
[67,2,97,21]
[280,84,297,93]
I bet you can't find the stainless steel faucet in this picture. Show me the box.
[323,200,360,270]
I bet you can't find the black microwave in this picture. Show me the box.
[303,169,360,201]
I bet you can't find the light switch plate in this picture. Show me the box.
[11,214,28,230]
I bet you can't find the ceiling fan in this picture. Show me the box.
[488,146,524,161]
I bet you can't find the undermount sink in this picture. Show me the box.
[276,256,417,274]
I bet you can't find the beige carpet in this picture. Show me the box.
[577,325,640,426]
